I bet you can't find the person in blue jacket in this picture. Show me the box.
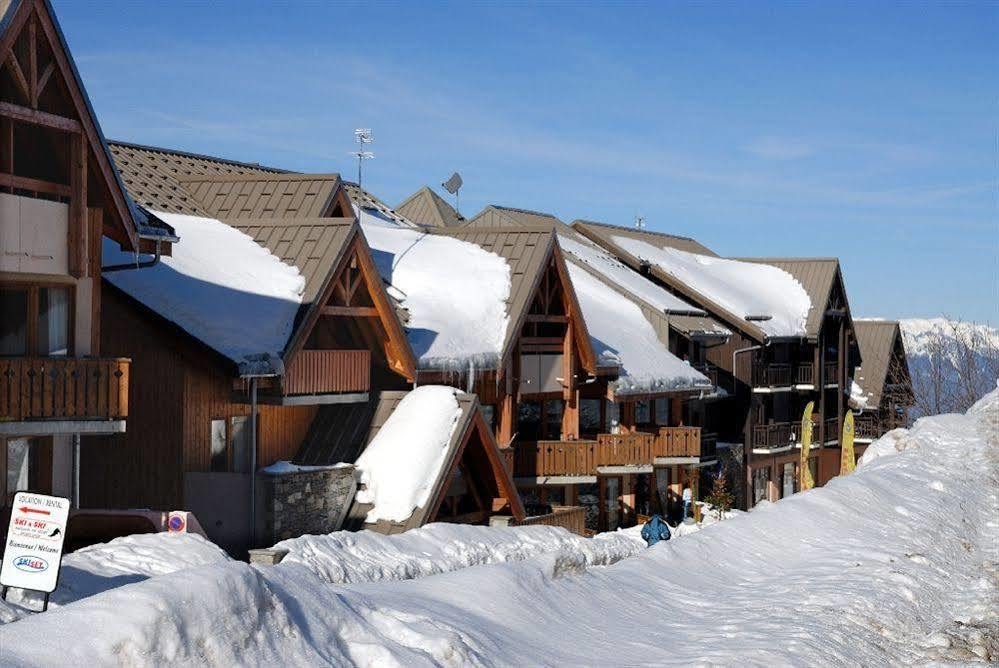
[640,514,671,546]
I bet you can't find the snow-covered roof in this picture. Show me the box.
[557,234,705,316]
[358,208,512,370]
[354,386,464,524]
[103,210,304,375]
[611,235,811,338]
[566,263,712,396]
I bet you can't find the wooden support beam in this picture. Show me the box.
[68,132,87,277]
[524,314,568,324]
[28,17,37,108]
[34,62,55,106]
[0,101,81,133]
[4,55,31,102]
[320,305,379,317]
[0,172,71,196]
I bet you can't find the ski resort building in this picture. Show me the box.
[72,142,524,551]
[573,221,862,508]
[0,0,173,522]
[850,320,914,451]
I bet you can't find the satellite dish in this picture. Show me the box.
[442,172,463,194]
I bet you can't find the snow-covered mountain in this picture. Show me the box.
[898,317,999,417]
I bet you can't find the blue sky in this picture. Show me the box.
[55,1,997,323]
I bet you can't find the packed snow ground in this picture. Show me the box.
[1,394,996,665]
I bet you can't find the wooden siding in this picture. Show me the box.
[0,357,128,420]
[284,349,370,395]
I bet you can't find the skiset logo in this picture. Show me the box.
[12,555,48,573]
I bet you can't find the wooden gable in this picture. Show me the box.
[0,0,138,262]
[284,226,416,385]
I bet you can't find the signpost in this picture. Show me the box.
[1,492,70,611]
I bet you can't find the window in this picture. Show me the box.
[781,462,796,498]
[605,401,620,432]
[5,437,53,503]
[479,404,496,431]
[210,420,227,472]
[0,288,28,355]
[544,400,564,439]
[0,284,72,356]
[753,467,770,505]
[517,401,541,441]
[580,398,602,434]
[654,399,670,426]
[37,287,70,356]
[635,400,651,425]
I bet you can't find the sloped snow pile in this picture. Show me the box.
[103,211,304,374]
[0,533,229,625]
[2,393,996,665]
[566,262,711,394]
[557,233,706,316]
[358,210,511,370]
[354,386,463,523]
[612,235,810,337]
[274,523,643,585]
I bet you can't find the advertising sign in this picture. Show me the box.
[1,492,70,594]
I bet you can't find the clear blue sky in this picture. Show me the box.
[54,1,997,323]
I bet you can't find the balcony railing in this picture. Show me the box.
[824,417,840,443]
[794,364,815,385]
[752,362,792,387]
[854,414,907,441]
[751,422,796,449]
[693,362,719,386]
[823,362,839,385]
[514,427,704,477]
[0,357,130,421]
[514,505,587,536]
[283,349,370,395]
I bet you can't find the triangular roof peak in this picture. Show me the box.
[396,186,465,228]
[1,0,145,249]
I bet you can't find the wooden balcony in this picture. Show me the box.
[823,362,839,385]
[824,417,840,443]
[514,505,587,536]
[794,363,815,385]
[283,349,370,395]
[514,427,705,477]
[751,422,796,450]
[854,414,905,441]
[752,362,792,387]
[0,357,129,421]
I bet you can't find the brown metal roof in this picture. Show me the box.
[736,258,841,338]
[433,225,597,373]
[572,220,718,256]
[854,320,908,407]
[178,173,341,220]
[221,217,355,309]
[396,186,465,228]
[342,181,417,227]
[340,390,524,533]
[465,204,562,229]
[108,140,283,215]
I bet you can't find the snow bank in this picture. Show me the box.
[612,235,810,337]
[0,533,229,624]
[354,386,462,523]
[3,393,996,665]
[359,210,511,370]
[275,523,643,585]
[103,211,304,374]
[567,262,712,395]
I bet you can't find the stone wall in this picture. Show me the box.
[257,464,356,544]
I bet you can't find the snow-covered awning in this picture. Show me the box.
[567,263,712,397]
[102,210,304,375]
[358,208,511,371]
[354,386,464,523]
[611,235,810,338]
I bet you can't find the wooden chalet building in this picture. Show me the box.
[574,221,861,508]
[75,142,523,549]
[0,0,173,513]
[851,320,914,453]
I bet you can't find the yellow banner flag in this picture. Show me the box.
[840,411,856,475]
[799,401,815,491]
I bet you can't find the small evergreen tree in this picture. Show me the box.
[704,473,735,522]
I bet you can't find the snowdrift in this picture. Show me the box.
[1,393,996,665]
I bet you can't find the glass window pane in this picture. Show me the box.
[635,400,651,425]
[230,416,253,474]
[545,399,564,439]
[605,400,620,432]
[655,399,670,426]
[479,404,495,431]
[210,420,227,472]
[0,288,28,355]
[517,401,541,441]
[579,399,601,433]
[38,287,70,356]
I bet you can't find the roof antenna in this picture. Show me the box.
[635,215,646,230]
[351,128,374,187]
[442,171,463,215]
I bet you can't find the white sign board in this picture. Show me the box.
[1,492,70,594]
